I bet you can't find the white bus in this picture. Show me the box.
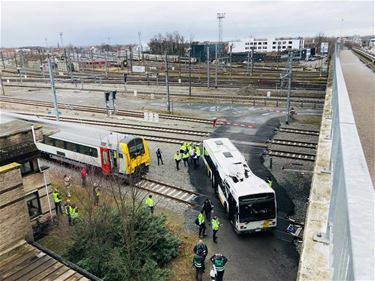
[202,138,277,233]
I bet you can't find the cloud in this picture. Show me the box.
[1,1,374,47]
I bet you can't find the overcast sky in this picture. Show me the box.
[1,1,374,47]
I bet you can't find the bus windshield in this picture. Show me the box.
[238,193,276,222]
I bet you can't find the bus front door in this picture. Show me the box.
[228,194,236,223]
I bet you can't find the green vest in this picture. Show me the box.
[182,152,189,159]
[146,197,154,207]
[212,218,220,230]
[52,191,61,203]
[213,258,225,272]
[193,254,204,269]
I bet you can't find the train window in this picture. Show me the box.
[45,136,55,146]
[79,144,90,155]
[55,139,64,149]
[89,148,98,157]
[102,150,108,165]
[136,139,144,154]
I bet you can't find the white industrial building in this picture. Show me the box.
[229,37,304,53]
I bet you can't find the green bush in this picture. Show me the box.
[66,205,179,281]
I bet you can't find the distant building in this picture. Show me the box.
[191,42,226,62]
[229,37,304,53]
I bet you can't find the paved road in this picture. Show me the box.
[188,111,299,281]
[340,50,375,185]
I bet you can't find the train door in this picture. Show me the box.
[100,147,111,175]
[109,150,118,173]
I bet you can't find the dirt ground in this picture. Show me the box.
[38,175,198,281]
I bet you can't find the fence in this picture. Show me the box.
[328,44,374,280]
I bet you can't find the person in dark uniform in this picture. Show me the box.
[156,148,163,165]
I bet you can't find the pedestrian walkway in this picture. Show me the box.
[340,49,375,185]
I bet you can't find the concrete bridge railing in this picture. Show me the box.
[297,44,374,281]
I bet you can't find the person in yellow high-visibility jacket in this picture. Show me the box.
[51,189,63,215]
[145,194,155,214]
[197,211,207,238]
[211,216,221,243]
[174,151,182,170]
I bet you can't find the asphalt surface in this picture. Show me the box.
[186,111,300,281]
[340,50,375,185]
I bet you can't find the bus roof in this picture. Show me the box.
[203,138,274,197]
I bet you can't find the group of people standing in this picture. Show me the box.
[155,143,201,171]
[51,189,80,226]
[52,170,101,226]
[192,239,228,281]
[193,198,228,281]
[196,199,221,243]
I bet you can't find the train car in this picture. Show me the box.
[37,124,150,177]
[2,113,151,178]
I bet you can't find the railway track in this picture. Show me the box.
[268,139,317,149]
[277,127,320,136]
[268,149,316,161]
[136,178,200,207]
[11,111,210,137]
[0,96,214,124]
[352,48,375,72]
[1,83,325,107]
[5,111,204,145]
[2,67,327,90]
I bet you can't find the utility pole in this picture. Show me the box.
[47,57,59,121]
[0,51,5,69]
[129,46,133,74]
[38,49,45,79]
[138,32,143,64]
[20,50,26,77]
[251,47,254,76]
[285,51,293,125]
[229,44,232,82]
[247,47,250,75]
[0,70,5,95]
[59,32,64,48]
[189,47,192,96]
[64,48,72,80]
[90,48,94,72]
[165,52,171,113]
[104,51,108,79]
[207,45,210,88]
[14,53,18,68]
[215,12,225,88]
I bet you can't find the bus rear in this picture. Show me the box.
[235,192,277,233]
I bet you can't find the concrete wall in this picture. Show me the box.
[23,170,55,223]
[0,163,33,254]
[0,124,43,149]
